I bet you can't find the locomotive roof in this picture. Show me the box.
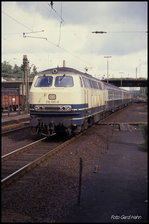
[38,67,94,79]
[38,67,129,92]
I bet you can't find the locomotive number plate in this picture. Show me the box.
[48,94,56,100]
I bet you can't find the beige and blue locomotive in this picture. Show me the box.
[29,67,132,136]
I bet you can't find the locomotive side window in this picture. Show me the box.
[35,76,53,87]
[79,76,83,87]
[98,82,102,90]
[82,77,91,88]
[82,77,86,88]
[89,80,94,88]
[55,76,74,87]
[93,81,98,89]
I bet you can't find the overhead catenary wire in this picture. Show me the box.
[23,35,47,40]
[3,32,23,35]
[2,7,93,69]
[46,1,64,47]
[92,30,147,34]
[48,2,64,23]
[57,21,62,47]
[23,30,47,40]
[45,2,92,66]
[107,31,147,33]
[2,10,33,32]
[45,38,92,67]
[23,30,45,34]
[46,2,83,46]
[57,2,63,46]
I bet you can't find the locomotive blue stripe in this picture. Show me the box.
[30,105,106,120]
[72,103,88,109]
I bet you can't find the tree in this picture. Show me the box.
[30,65,38,78]
[2,61,13,78]
[2,61,38,80]
[12,64,23,78]
[33,65,38,75]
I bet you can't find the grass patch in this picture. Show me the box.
[139,124,148,147]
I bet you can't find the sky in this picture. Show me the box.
[2,1,148,80]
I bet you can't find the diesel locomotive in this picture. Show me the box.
[29,67,132,136]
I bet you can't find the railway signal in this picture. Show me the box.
[22,55,30,113]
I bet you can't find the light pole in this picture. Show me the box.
[119,72,124,87]
[136,67,138,79]
[104,56,111,83]
[136,60,146,79]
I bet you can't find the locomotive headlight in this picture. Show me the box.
[66,105,72,111]
[59,105,72,111]
[34,105,45,111]
[34,105,39,111]
[39,105,45,110]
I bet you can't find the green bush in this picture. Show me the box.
[140,124,148,146]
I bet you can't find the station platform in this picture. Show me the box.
[61,129,148,223]
[1,113,30,126]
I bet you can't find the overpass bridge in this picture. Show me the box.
[2,80,33,93]
[1,78,148,91]
[101,78,147,87]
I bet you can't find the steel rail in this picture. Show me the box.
[1,137,47,162]
[2,124,30,135]
[99,122,147,125]
[2,121,30,132]
[97,104,129,124]
[1,134,82,188]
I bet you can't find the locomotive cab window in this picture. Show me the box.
[35,76,53,87]
[55,76,74,87]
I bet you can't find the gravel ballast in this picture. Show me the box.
[2,103,147,223]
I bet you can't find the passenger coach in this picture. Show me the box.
[29,67,132,136]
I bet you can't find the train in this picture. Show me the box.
[1,88,22,112]
[29,67,133,137]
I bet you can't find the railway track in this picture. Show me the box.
[1,104,132,189]
[97,103,128,124]
[1,134,81,188]
[2,121,30,135]
[2,137,47,162]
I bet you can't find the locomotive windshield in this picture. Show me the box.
[55,76,73,87]
[35,76,53,87]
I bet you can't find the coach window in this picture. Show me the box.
[55,76,74,87]
[35,76,53,87]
